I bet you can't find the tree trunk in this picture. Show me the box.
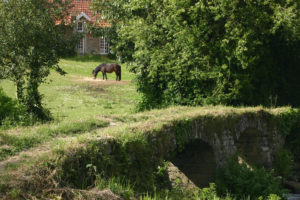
[16,80,24,104]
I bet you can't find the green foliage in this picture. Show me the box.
[264,194,281,200]
[216,158,287,200]
[174,119,193,152]
[0,0,70,120]
[285,113,300,161]
[92,0,300,109]
[0,87,29,126]
[59,137,157,192]
[96,175,135,200]
[9,188,21,199]
[277,108,300,137]
[0,87,19,124]
[273,149,293,180]
[56,32,83,58]
[140,183,233,200]
[154,161,171,191]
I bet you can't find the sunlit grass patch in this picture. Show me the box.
[0,119,109,160]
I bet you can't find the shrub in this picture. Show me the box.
[285,115,300,161]
[273,149,293,180]
[0,88,29,127]
[216,158,286,199]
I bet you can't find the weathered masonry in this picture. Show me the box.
[142,109,288,187]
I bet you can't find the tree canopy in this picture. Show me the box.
[93,0,300,109]
[0,0,70,120]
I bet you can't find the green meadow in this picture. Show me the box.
[1,56,139,122]
[0,56,140,161]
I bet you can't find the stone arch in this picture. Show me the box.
[168,139,217,188]
[236,128,272,167]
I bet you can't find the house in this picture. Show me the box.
[63,0,110,55]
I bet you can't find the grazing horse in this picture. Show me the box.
[92,63,121,81]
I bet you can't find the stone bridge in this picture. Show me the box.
[146,109,286,188]
[57,107,294,191]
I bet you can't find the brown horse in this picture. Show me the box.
[92,63,121,81]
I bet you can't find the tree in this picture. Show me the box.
[0,0,70,120]
[92,0,300,110]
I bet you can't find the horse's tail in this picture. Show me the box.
[117,64,121,81]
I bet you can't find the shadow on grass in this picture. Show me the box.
[63,55,114,63]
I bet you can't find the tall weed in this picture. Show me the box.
[96,175,134,200]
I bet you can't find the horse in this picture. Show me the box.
[92,63,121,81]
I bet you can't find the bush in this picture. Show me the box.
[0,88,29,126]
[285,116,300,161]
[273,149,294,180]
[216,158,287,199]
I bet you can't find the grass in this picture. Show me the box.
[1,55,138,123]
[0,119,109,160]
[0,55,139,160]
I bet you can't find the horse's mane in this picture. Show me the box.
[93,63,107,74]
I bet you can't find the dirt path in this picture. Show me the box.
[0,118,123,175]
[75,77,131,86]
[0,136,76,175]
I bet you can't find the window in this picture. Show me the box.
[77,37,84,54]
[99,37,109,55]
[77,22,83,32]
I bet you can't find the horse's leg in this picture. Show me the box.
[102,72,105,80]
[118,67,121,81]
[105,72,107,80]
[118,71,121,81]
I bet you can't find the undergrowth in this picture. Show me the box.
[216,157,287,200]
[0,87,30,127]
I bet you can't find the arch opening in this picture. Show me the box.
[169,139,217,188]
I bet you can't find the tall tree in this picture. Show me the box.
[93,0,300,109]
[0,0,70,120]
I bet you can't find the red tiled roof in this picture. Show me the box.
[57,0,109,27]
